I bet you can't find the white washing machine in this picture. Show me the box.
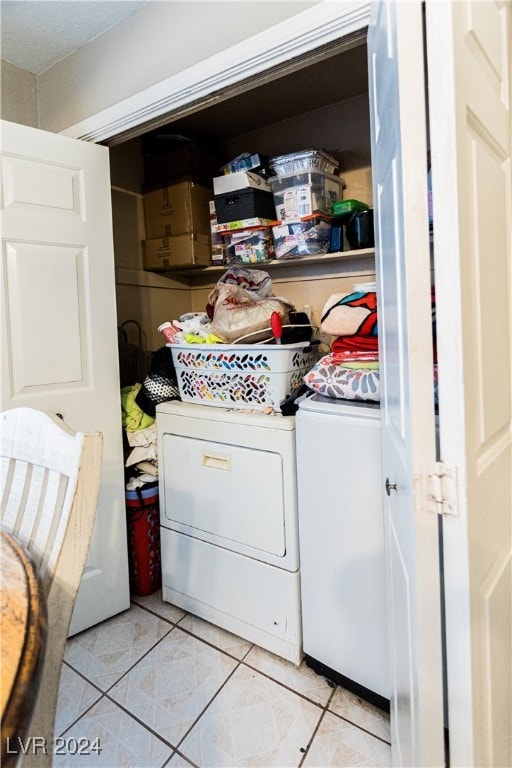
[296,395,390,707]
[156,401,302,664]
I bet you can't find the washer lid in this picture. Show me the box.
[298,394,380,417]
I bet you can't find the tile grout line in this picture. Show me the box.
[298,681,338,768]
[60,602,391,761]
[133,599,391,740]
[173,655,245,754]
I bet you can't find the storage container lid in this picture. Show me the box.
[270,149,339,176]
[268,168,345,187]
[331,199,369,218]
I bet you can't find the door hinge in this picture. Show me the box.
[425,462,458,516]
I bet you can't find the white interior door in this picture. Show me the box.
[426,3,512,767]
[0,119,130,634]
[368,3,444,766]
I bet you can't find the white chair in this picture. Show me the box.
[0,408,103,767]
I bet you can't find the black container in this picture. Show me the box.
[214,188,276,223]
[346,209,374,249]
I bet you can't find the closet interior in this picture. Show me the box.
[110,32,391,708]
[108,36,375,353]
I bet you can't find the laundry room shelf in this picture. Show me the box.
[145,248,376,286]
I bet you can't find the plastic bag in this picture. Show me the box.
[209,283,294,343]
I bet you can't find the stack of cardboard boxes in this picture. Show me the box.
[142,178,213,271]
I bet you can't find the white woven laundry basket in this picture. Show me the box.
[169,342,318,410]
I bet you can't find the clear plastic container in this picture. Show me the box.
[223,226,274,264]
[270,149,339,176]
[272,215,332,259]
[269,170,343,221]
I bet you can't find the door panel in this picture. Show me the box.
[0,119,130,634]
[368,3,444,766]
[1,152,86,216]
[6,242,85,390]
[426,2,512,766]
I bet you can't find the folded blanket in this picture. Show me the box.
[321,291,378,337]
[341,361,379,370]
[331,334,379,363]
[121,384,155,432]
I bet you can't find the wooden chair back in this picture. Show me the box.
[0,408,103,767]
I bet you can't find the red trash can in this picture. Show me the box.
[125,482,162,596]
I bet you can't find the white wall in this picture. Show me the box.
[36,1,318,134]
[0,59,38,127]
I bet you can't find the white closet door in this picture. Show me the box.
[368,3,444,767]
[426,3,512,767]
[0,119,130,634]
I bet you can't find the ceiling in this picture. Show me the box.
[0,1,369,146]
[0,1,147,75]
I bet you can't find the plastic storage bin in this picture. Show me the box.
[214,188,276,223]
[223,226,274,264]
[270,149,338,176]
[269,169,343,221]
[126,482,162,596]
[272,215,332,259]
[169,342,318,410]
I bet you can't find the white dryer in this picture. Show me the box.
[156,401,302,664]
[296,395,390,707]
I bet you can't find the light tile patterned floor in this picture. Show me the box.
[54,592,391,767]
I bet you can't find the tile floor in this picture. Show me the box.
[55,591,391,767]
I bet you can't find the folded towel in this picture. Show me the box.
[331,334,379,362]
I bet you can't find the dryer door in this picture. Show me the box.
[161,433,286,558]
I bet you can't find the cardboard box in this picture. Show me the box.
[143,179,212,239]
[143,233,212,271]
[213,171,271,195]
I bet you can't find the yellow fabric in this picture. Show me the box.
[340,361,379,370]
[183,332,224,344]
[121,383,155,432]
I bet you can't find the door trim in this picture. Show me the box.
[60,1,371,145]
